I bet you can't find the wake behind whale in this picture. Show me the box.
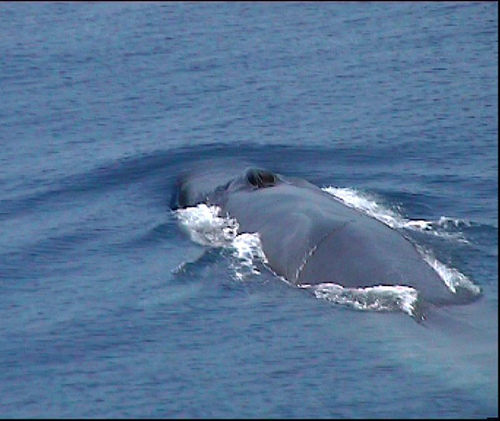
[171,161,481,321]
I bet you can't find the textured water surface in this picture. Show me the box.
[0,2,497,418]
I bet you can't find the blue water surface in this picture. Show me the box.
[0,2,497,418]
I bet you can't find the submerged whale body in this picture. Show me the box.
[172,161,477,308]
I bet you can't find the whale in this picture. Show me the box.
[171,160,479,309]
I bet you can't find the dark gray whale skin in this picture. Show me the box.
[171,161,478,307]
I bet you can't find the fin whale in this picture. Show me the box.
[172,161,479,308]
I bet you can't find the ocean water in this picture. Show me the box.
[0,2,498,418]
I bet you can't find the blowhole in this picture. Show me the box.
[246,168,278,188]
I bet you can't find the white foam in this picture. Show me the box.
[175,204,266,280]
[230,233,268,280]
[322,187,470,242]
[418,247,482,295]
[298,283,420,318]
[175,204,238,247]
[323,187,403,229]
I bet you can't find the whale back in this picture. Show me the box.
[174,164,469,306]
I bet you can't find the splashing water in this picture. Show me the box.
[175,204,267,280]
[323,187,470,243]
[298,283,421,317]
[175,204,238,247]
[418,246,482,296]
